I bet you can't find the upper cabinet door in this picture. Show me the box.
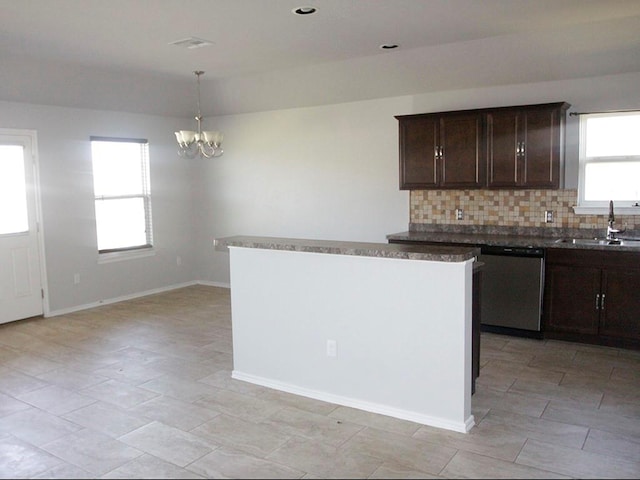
[397,111,484,190]
[439,112,484,189]
[521,106,564,189]
[486,103,569,189]
[398,115,439,190]
[486,110,520,188]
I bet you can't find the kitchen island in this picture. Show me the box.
[216,236,480,433]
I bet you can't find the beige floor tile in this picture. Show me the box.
[2,353,64,376]
[267,435,382,479]
[342,427,456,475]
[193,388,284,423]
[368,462,438,479]
[0,370,50,397]
[188,446,304,479]
[0,392,31,418]
[127,395,221,431]
[198,369,268,396]
[62,401,151,438]
[41,429,143,476]
[80,379,159,409]
[261,406,363,447]
[0,407,82,446]
[441,450,570,479]
[599,392,640,417]
[191,413,291,457]
[413,422,527,462]
[477,409,589,449]
[583,428,640,463]
[35,367,109,391]
[542,402,640,440]
[92,362,166,385]
[327,406,422,437]
[1,285,639,480]
[0,435,65,478]
[472,382,549,423]
[33,462,95,479]
[138,375,217,402]
[255,388,339,416]
[16,385,96,415]
[516,438,640,478]
[102,453,206,479]
[508,378,604,409]
[118,421,216,468]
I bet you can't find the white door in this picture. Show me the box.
[0,130,44,324]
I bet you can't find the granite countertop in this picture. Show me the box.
[387,225,640,252]
[216,235,480,262]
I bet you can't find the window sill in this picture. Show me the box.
[572,206,640,215]
[98,248,156,264]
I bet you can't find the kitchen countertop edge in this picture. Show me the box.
[216,235,479,262]
[387,231,640,252]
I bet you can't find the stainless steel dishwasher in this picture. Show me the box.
[478,245,545,336]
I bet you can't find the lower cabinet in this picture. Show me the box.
[543,248,640,347]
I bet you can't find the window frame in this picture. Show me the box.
[90,136,154,257]
[576,111,640,214]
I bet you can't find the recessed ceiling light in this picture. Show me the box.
[293,6,317,15]
[380,44,399,50]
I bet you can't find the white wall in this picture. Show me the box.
[1,71,639,311]
[194,97,413,284]
[198,72,640,286]
[0,101,196,313]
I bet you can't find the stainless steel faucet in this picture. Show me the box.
[606,200,624,240]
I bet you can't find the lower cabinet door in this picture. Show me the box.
[599,268,640,340]
[544,264,601,335]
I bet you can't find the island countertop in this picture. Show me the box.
[216,235,479,262]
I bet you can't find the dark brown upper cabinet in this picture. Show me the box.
[486,103,570,189]
[397,102,570,190]
[397,111,483,190]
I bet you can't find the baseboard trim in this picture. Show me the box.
[232,370,474,433]
[46,280,229,317]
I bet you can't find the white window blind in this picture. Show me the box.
[91,137,153,253]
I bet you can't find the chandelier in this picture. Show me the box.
[175,71,223,158]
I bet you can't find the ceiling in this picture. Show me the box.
[1,0,640,117]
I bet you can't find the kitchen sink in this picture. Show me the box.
[555,237,640,247]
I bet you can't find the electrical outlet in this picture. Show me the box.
[455,208,464,221]
[326,339,337,357]
[73,273,80,285]
[176,256,182,266]
[544,210,554,223]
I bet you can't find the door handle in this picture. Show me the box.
[595,293,600,310]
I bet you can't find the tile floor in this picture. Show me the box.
[1,285,639,479]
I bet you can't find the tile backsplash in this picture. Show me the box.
[410,189,637,231]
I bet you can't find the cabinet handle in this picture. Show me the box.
[435,146,440,159]
[601,293,605,310]
[520,141,525,156]
[595,293,600,310]
[439,146,444,159]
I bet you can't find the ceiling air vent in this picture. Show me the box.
[169,37,213,49]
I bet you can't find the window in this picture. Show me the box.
[91,137,153,253]
[578,112,640,209]
[0,144,29,235]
